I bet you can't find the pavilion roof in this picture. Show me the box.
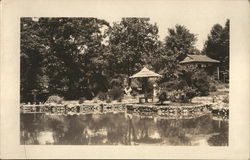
[129,67,162,78]
[180,54,220,64]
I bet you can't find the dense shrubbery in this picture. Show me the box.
[45,95,64,104]
[185,87,197,101]
[94,87,124,102]
[131,90,138,97]
[107,87,124,101]
[78,97,86,104]
[222,95,229,103]
[158,87,197,104]
[159,80,188,91]
[209,85,217,92]
[20,18,228,103]
[158,91,167,104]
[191,71,210,96]
[97,92,107,101]
[158,67,213,104]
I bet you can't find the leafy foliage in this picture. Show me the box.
[158,91,167,104]
[97,92,107,101]
[21,17,228,103]
[164,25,198,61]
[203,19,229,81]
[158,66,212,103]
[106,18,159,80]
[79,97,86,104]
[152,25,198,82]
[107,87,124,101]
[45,95,64,104]
[21,18,109,102]
[222,95,229,103]
[191,70,210,96]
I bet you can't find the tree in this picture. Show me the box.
[203,19,230,72]
[164,25,198,62]
[21,18,109,102]
[40,18,109,99]
[156,25,198,82]
[106,18,159,82]
[21,18,48,102]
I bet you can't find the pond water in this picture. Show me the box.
[20,112,228,146]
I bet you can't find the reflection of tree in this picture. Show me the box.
[156,119,190,145]
[207,132,228,146]
[154,114,226,146]
[208,120,228,146]
[104,113,127,145]
[186,115,214,135]
[20,113,228,145]
[125,115,138,145]
[54,115,86,144]
[20,113,46,144]
[125,115,163,144]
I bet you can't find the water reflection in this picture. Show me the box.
[20,112,228,146]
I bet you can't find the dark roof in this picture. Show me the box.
[180,54,220,64]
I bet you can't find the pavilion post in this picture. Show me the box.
[142,77,148,103]
[217,66,220,80]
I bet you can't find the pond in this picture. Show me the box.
[20,112,228,146]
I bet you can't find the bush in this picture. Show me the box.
[166,88,196,103]
[222,95,229,103]
[45,95,64,104]
[107,87,124,100]
[185,87,197,102]
[79,97,86,104]
[117,97,122,102]
[209,85,217,92]
[131,90,138,97]
[93,98,98,103]
[106,97,111,103]
[168,90,183,103]
[159,81,179,91]
[159,68,212,102]
[97,92,107,101]
[110,78,123,87]
[191,70,210,96]
[225,84,229,88]
[158,91,167,104]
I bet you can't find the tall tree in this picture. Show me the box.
[203,19,230,72]
[157,25,198,82]
[40,18,109,99]
[106,18,159,81]
[21,18,109,101]
[164,25,198,62]
[21,18,48,102]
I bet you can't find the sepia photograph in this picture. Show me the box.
[20,17,229,146]
[1,0,249,159]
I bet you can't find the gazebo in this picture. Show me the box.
[180,54,220,79]
[129,67,162,103]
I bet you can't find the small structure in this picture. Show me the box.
[180,54,220,80]
[130,67,162,103]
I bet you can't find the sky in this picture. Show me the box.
[98,1,231,51]
[32,1,231,51]
[105,17,227,51]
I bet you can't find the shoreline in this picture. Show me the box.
[20,101,229,119]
